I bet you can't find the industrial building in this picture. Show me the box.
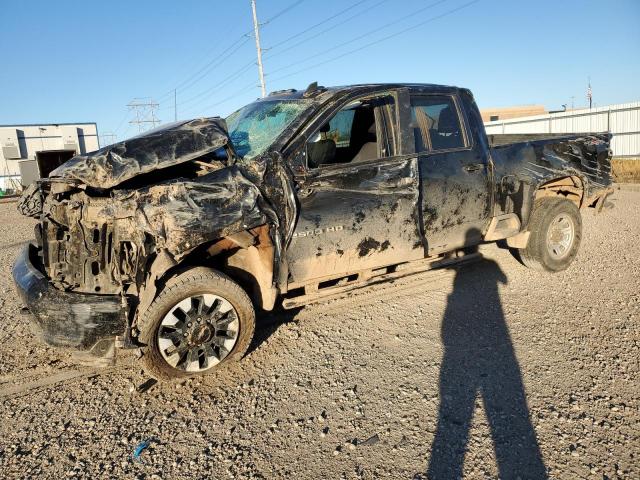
[484,101,640,159]
[480,105,547,122]
[0,122,99,193]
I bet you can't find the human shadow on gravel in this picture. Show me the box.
[426,231,547,479]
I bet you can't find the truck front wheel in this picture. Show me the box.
[517,197,582,272]
[137,267,255,381]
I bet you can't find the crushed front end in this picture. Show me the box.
[12,116,292,366]
[13,179,140,365]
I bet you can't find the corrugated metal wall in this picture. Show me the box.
[484,101,640,157]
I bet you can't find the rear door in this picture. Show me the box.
[409,92,492,253]
[285,91,424,284]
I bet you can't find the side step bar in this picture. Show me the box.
[281,251,481,310]
[483,213,521,241]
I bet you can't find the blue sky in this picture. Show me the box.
[1,0,638,143]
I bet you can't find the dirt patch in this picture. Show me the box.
[357,237,381,257]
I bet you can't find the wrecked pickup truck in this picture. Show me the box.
[13,83,612,380]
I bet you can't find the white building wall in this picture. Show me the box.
[0,123,99,189]
[484,101,640,157]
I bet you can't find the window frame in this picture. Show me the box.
[303,91,400,171]
[409,93,471,155]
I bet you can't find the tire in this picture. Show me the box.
[517,197,582,272]
[137,267,255,381]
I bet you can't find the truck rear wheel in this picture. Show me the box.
[137,267,255,381]
[517,197,582,272]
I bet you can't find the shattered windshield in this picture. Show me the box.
[226,99,310,160]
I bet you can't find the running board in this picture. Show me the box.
[484,213,521,241]
[281,251,482,309]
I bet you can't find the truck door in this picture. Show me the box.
[408,92,492,254]
[285,92,424,284]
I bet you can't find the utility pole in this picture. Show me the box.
[127,98,161,133]
[250,0,267,97]
[174,89,177,122]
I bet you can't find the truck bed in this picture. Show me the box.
[489,133,612,217]
[487,133,597,147]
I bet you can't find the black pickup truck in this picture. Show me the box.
[14,83,612,380]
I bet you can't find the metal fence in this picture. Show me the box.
[484,101,640,158]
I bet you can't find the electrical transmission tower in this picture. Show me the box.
[99,132,117,147]
[127,98,161,133]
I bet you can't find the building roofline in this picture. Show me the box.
[483,100,640,125]
[480,104,546,111]
[0,122,98,128]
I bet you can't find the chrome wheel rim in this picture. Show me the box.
[157,294,239,372]
[546,213,575,259]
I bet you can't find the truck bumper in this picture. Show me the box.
[12,244,127,360]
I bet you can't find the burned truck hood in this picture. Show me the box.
[50,117,231,189]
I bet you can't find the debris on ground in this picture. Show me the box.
[132,439,152,462]
[136,378,158,394]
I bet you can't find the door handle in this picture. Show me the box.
[463,163,484,173]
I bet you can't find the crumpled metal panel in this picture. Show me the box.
[50,118,230,189]
[26,152,291,296]
[491,133,612,219]
[493,134,611,189]
[109,165,276,257]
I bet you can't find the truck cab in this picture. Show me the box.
[282,85,493,286]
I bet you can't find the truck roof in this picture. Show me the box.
[263,83,464,101]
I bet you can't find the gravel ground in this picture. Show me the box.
[0,191,638,479]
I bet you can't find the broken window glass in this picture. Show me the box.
[226,100,310,160]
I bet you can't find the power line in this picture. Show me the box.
[155,0,305,103]
[168,36,251,97]
[145,0,477,123]
[269,0,481,85]
[263,0,307,24]
[164,60,256,111]
[112,111,131,137]
[154,23,241,101]
[267,0,370,51]
[174,89,177,122]
[163,0,371,116]
[182,80,259,118]
[265,0,391,61]
[121,122,135,140]
[267,0,451,78]
[155,33,251,102]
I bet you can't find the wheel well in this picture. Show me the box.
[534,176,584,206]
[154,226,277,312]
